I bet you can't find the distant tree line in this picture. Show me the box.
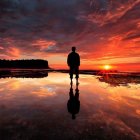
[0,59,49,69]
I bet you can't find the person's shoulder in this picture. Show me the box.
[68,52,72,56]
[75,52,80,56]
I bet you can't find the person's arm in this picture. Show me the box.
[67,54,70,66]
[78,54,80,66]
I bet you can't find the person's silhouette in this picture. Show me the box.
[67,82,80,120]
[67,47,80,81]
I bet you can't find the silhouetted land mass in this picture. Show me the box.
[98,74,140,87]
[0,59,49,69]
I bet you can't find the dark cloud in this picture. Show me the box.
[123,33,140,40]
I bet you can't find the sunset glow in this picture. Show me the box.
[103,65,112,70]
[0,1,140,138]
[0,0,140,71]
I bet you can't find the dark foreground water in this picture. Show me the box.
[0,72,140,140]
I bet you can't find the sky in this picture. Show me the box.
[0,0,140,71]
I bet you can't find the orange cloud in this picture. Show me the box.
[7,47,20,58]
[32,39,56,51]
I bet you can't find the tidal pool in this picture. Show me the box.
[0,72,140,140]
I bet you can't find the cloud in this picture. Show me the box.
[7,47,20,58]
[0,0,140,69]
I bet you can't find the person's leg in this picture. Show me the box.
[75,66,79,79]
[69,67,74,79]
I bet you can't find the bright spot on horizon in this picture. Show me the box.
[103,65,112,70]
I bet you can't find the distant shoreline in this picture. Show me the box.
[0,68,139,74]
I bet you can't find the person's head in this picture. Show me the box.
[72,46,76,52]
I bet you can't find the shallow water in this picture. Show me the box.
[0,72,140,140]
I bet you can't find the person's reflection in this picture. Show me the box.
[67,82,80,120]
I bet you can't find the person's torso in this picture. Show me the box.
[69,52,79,66]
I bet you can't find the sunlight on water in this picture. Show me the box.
[0,72,140,139]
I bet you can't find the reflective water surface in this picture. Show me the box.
[0,72,140,140]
